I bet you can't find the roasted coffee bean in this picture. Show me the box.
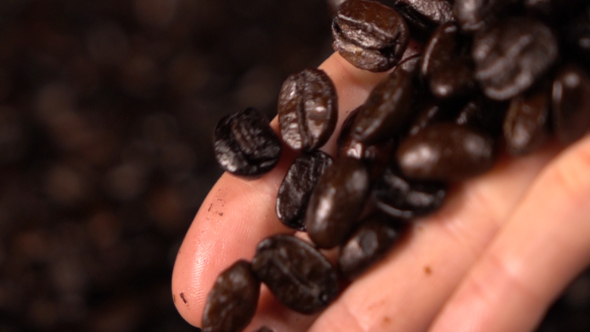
[503,87,550,155]
[332,0,410,72]
[552,65,590,145]
[338,213,405,280]
[429,61,476,100]
[372,167,446,219]
[305,157,371,249]
[455,96,508,137]
[397,123,495,181]
[387,0,455,37]
[351,69,415,144]
[338,106,396,179]
[278,68,338,151]
[454,0,520,32]
[408,100,455,136]
[202,260,260,332]
[214,108,282,176]
[472,18,558,101]
[252,235,339,314]
[276,151,333,231]
[420,23,460,80]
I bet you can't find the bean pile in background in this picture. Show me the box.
[207,0,590,331]
[0,0,330,331]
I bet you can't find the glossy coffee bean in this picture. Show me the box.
[338,106,396,179]
[372,167,447,219]
[332,0,409,72]
[278,68,338,151]
[351,69,415,144]
[420,23,459,80]
[454,0,520,32]
[552,65,590,145]
[455,96,508,137]
[305,157,370,249]
[472,18,558,101]
[252,235,339,314]
[202,260,260,332]
[397,123,495,181]
[429,61,475,100]
[338,213,405,280]
[503,87,550,155]
[387,0,455,36]
[214,108,282,176]
[276,151,333,231]
[408,101,453,136]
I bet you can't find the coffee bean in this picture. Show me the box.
[372,166,447,219]
[408,101,453,136]
[455,96,508,137]
[454,0,520,32]
[429,62,476,100]
[338,213,405,280]
[387,0,455,37]
[305,157,371,249]
[278,69,338,151]
[332,0,410,72]
[351,69,415,144]
[552,65,590,145]
[420,23,460,80]
[503,86,550,155]
[276,151,333,231]
[472,18,558,101]
[202,260,260,332]
[337,106,396,179]
[214,108,282,176]
[396,123,495,181]
[251,235,339,314]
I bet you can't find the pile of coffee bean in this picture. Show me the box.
[208,0,590,331]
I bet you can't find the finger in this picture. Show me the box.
[427,135,590,332]
[171,52,389,329]
[307,143,561,332]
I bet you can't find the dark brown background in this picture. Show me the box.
[0,0,587,331]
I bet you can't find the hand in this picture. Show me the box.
[171,52,590,332]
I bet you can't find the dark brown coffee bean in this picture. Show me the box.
[338,106,396,179]
[338,213,405,280]
[351,69,415,144]
[454,0,520,32]
[429,61,476,100]
[214,108,282,176]
[408,101,452,136]
[251,235,339,314]
[397,123,495,181]
[332,0,410,72]
[503,87,550,155]
[276,151,333,231]
[202,260,260,332]
[305,157,371,249]
[372,167,447,219]
[552,65,590,145]
[278,69,338,151]
[472,18,558,101]
[387,0,455,37]
[420,23,460,80]
[455,96,508,137]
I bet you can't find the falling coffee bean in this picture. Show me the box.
[338,213,405,280]
[503,86,550,155]
[252,235,339,314]
[214,108,282,176]
[396,123,495,182]
[278,68,338,151]
[276,151,333,231]
[202,260,260,332]
[472,17,558,101]
[305,157,371,249]
[552,64,590,145]
[372,166,447,219]
[332,0,410,72]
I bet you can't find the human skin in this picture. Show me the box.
[172,52,590,332]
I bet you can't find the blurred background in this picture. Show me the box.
[0,0,588,331]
